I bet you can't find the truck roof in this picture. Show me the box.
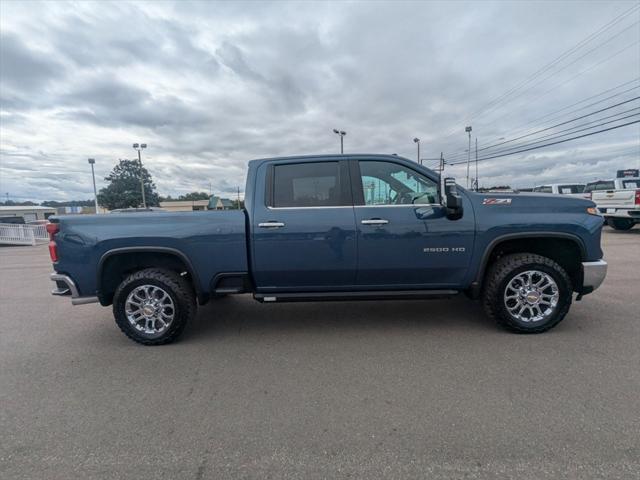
[587,177,640,183]
[248,153,416,167]
[534,183,585,187]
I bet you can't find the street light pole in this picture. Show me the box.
[413,137,420,164]
[333,129,346,154]
[465,126,472,188]
[132,143,147,208]
[88,158,99,214]
[475,137,478,191]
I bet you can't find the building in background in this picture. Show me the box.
[159,199,210,212]
[156,196,236,212]
[208,196,235,210]
[55,206,98,215]
[0,205,57,223]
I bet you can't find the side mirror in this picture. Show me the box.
[443,177,463,220]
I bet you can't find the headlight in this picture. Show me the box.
[587,207,599,216]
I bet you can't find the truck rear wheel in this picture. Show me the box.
[482,253,572,334]
[113,268,196,345]
[607,218,635,230]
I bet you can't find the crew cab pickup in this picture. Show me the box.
[590,177,640,231]
[48,154,607,344]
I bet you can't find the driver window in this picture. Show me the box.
[359,161,438,205]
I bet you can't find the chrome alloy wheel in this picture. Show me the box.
[503,270,559,323]
[125,285,175,337]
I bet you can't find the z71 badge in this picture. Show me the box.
[483,198,512,205]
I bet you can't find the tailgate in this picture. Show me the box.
[592,190,636,208]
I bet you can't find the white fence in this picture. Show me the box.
[0,223,49,246]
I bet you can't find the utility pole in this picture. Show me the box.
[475,137,479,191]
[132,143,148,208]
[88,158,99,213]
[333,129,346,154]
[465,126,472,188]
[413,138,420,163]
[237,186,241,210]
[440,152,444,174]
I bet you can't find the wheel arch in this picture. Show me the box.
[97,247,206,306]
[470,232,586,297]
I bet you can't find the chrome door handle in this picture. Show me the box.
[258,222,285,228]
[361,219,389,225]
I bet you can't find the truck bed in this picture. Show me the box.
[52,210,248,301]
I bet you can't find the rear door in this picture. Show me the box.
[251,159,357,290]
[351,158,475,288]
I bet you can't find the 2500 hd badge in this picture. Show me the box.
[423,247,466,253]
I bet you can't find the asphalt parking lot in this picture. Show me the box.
[1,227,639,479]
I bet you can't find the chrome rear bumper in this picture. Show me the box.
[50,273,99,305]
[582,260,607,292]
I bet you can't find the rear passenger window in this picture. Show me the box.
[273,162,342,207]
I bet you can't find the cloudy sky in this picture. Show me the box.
[1,0,639,202]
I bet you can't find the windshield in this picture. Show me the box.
[584,181,614,193]
[359,161,439,205]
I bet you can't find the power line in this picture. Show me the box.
[437,3,640,143]
[467,5,640,119]
[447,36,640,156]
[443,44,639,160]
[475,39,639,138]
[445,79,640,158]
[467,20,640,122]
[509,78,640,130]
[444,97,640,161]
[463,111,639,160]
[448,120,640,164]
[439,37,639,158]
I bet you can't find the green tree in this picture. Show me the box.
[97,159,159,210]
[178,191,210,201]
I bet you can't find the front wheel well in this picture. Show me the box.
[98,251,203,306]
[477,237,584,294]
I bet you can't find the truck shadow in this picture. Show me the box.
[603,226,640,235]
[184,295,495,341]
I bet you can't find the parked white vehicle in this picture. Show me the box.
[589,177,640,231]
[532,183,588,198]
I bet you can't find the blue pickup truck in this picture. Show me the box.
[48,154,607,345]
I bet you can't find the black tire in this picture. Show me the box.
[607,218,635,231]
[482,253,572,334]
[113,268,196,345]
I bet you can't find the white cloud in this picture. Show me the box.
[0,0,638,201]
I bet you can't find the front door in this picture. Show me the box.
[352,159,475,288]
[252,159,357,291]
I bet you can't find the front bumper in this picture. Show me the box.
[581,260,607,294]
[599,208,640,219]
[50,273,99,305]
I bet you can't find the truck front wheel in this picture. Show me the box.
[482,253,572,334]
[607,218,635,230]
[113,268,196,345]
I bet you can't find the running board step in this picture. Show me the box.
[254,290,459,303]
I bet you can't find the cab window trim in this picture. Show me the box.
[265,160,353,209]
